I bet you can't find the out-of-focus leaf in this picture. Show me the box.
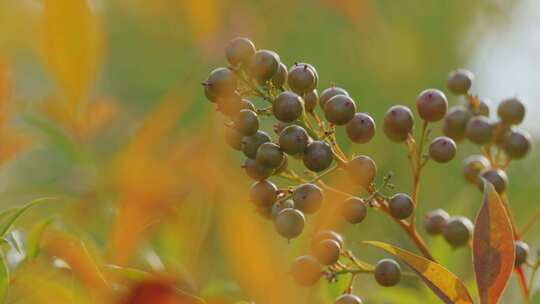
[26,218,55,259]
[364,241,473,304]
[0,252,8,303]
[0,197,55,237]
[105,264,152,283]
[473,182,515,304]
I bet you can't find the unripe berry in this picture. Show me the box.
[388,193,413,220]
[502,130,532,159]
[319,86,349,110]
[443,216,473,247]
[290,255,321,286]
[279,125,309,154]
[312,239,341,265]
[256,142,284,169]
[429,136,457,163]
[383,105,414,142]
[243,158,273,181]
[273,91,304,123]
[447,69,474,95]
[311,230,344,250]
[271,199,295,219]
[498,97,525,125]
[249,180,278,207]
[335,294,363,304]
[303,141,333,172]
[234,109,259,136]
[271,62,288,89]
[443,105,471,142]
[374,259,401,287]
[465,116,493,145]
[324,95,356,125]
[478,169,508,194]
[346,113,376,144]
[248,50,280,82]
[288,63,317,94]
[242,130,271,159]
[416,89,448,122]
[304,90,319,112]
[275,208,305,239]
[293,183,324,214]
[346,156,377,188]
[424,209,449,235]
[224,127,243,150]
[515,241,529,266]
[342,197,367,224]
[462,155,490,184]
[226,37,256,66]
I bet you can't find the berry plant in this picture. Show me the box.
[204,37,535,303]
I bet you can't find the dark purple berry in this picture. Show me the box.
[462,155,490,184]
[447,69,473,95]
[502,130,532,159]
[279,125,309,154]
[273,91,304,123]
[319,86,349,110]
[271,62,288,89]
[429,136,457,163]
[388,193,413,220]
[293,183,323,214]
[242,130,271,159]
[478,169,508,194]
[383,105,414,142]
[498,97,525,125]
[335,294,363,304]
[312,239,341,265]
[249,180,277,207]
[234,109,259,136]
[288,63,317,94]
[416,89,448,122]
[443,105,471,142]
[515,241,529,266]
[275,208,305,239]
[342,197,367,224]
[243,158,273,181]
[226,37,256,66]
[324,95,356,125]
[304,90,319,112]
[303,141,333,172]
[465,116,493,145]
[443,216,473,247]
[374,259,401,287]
[248,50,280,82]
[205,67,237,98]
[424,209,449,235]
[346,113,376,144]
[311,230,344,250]
[346,155,377,188]
[271,199,295,219]
[256,142,284,169]
[290,255,321,286]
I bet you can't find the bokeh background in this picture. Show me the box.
[0,0,538,303]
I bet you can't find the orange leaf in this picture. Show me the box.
[473,182,515,304]
[364,241,473,304]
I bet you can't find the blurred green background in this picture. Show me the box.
[0,0,539,303]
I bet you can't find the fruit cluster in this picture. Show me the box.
[203,37,533,302]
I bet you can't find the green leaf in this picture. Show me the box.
[363,241,473,304]
[0,197,56,237]
[0,253,9,303]
[473,182,515,304]
[26,217,55,259]
[104,264,152,282]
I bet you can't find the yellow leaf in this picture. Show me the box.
[364,241,473,304]
[473,182,515,304]
[42,0,104,111]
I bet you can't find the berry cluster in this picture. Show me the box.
[203,38,533,302]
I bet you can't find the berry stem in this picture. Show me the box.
[409,121,429,229]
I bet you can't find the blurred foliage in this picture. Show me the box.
[0,0,536,303]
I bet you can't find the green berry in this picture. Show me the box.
[478,169,508,194]
[498,97,525,125]
[502,130,532,159]
[311,230,344,250]
[312,239,341,265]
[275,208,305,239]
[205,67,237,98]
[443,216,473,247]
[271,62,288,89]
[416,89,448,122]
[288,63,317,94]
[293,183,323,214]
[374,259,401,287]
[346,155,377,188]
[342,197,367,224]
[346,113,376,144]
[303,141,333,172]
[324,95,356,125]
[462,155,490,184]
[335,294,363,304]
[383,105,414,142]
[279,125,309,154]
[465,116,493,145]
[443,105,471,141]
[447,69,474,95]
[515,241,529,266]
[234,109,259,136]
[226,37,256,66]
[248,50,280,82]
[429,136,457,163]
[319,87,349,110]
[304,90,319,112]
[388,193,413,220]
[271,199,295,219]
[290,255,321,286]
[273,91,304,123]
[242,130,271,159]
[249,180,277,207]
[224,127,243,150]
[243,158,273,181]
[256,142,284,169]
[424,209,449,235]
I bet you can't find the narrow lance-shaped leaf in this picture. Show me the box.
[0,252,8,303]
[473,182,515,304]
[364,241,473,304]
